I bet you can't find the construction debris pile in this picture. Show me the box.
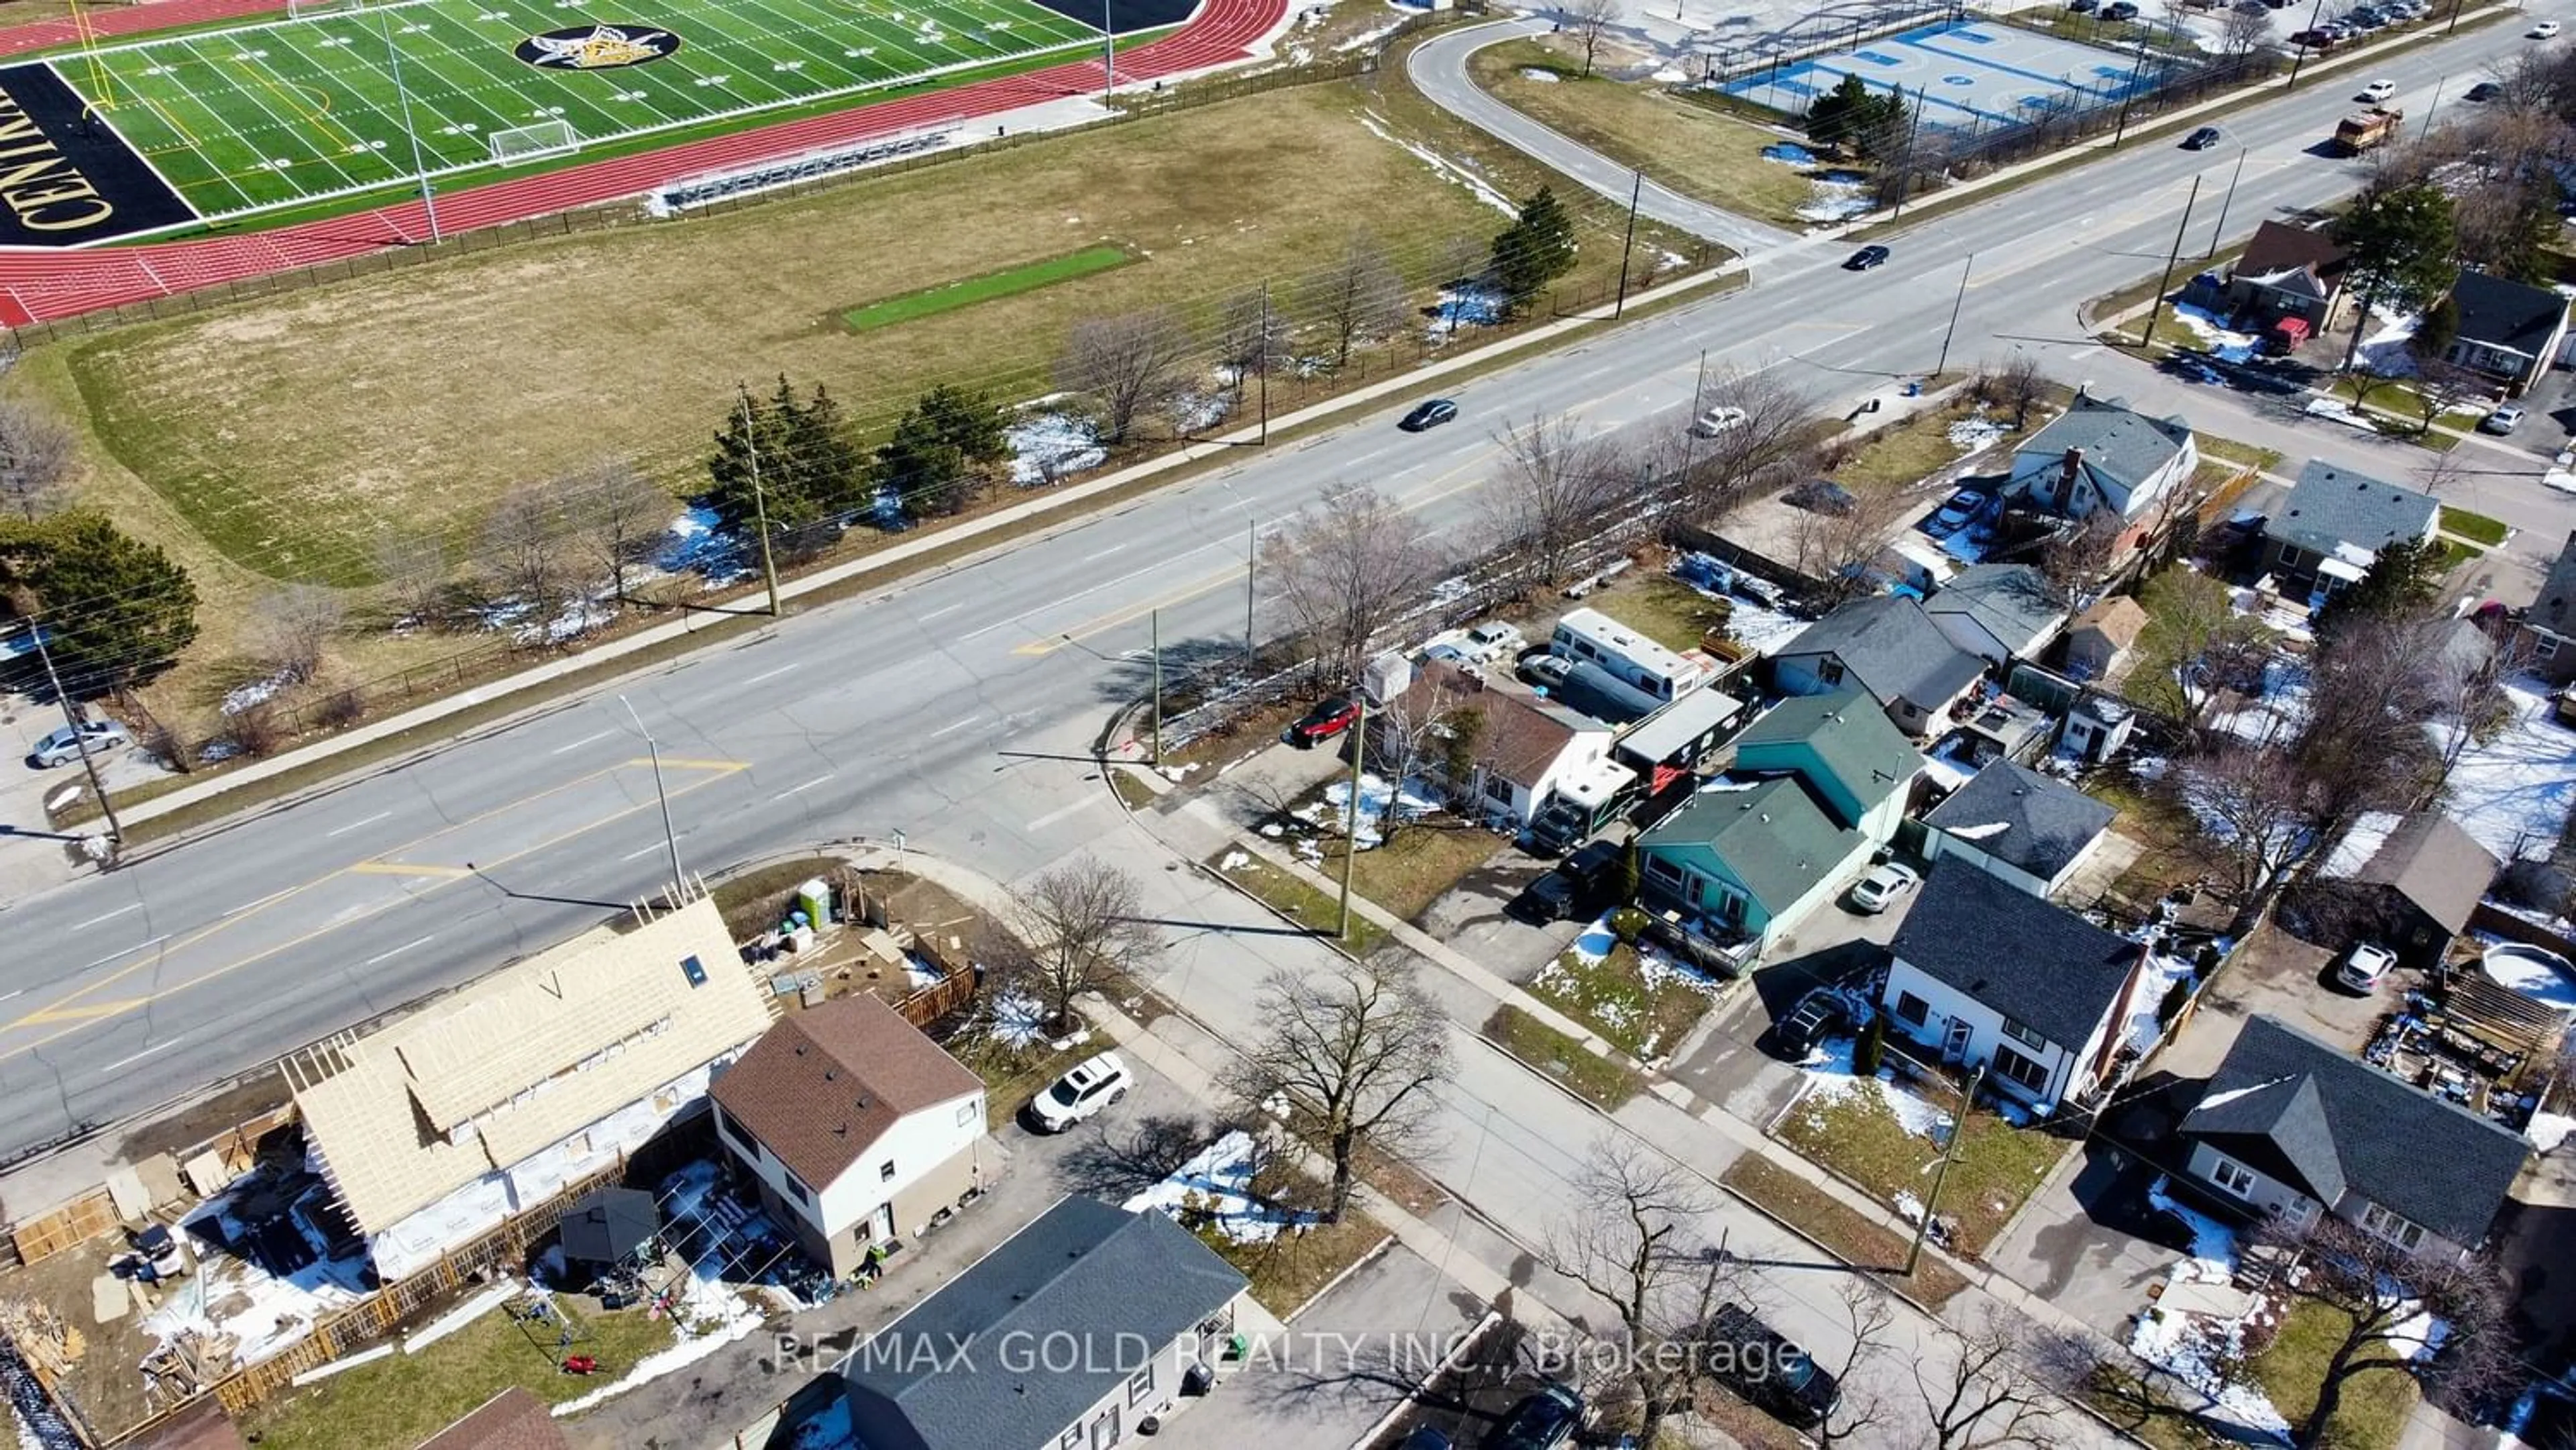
[0,1300,85,1384]
[138,1328,236,1406]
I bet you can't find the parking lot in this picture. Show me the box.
[0,692,168,909]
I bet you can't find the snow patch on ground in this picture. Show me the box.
[2130,1177,2287,1438]
[1793,1035,1953,1141]
[1428,282,1503,342]
[1796,170,1872,223]
[2123,943,2202,1055]
[1947,415,2006,452]
[2167,303,2263,364]
[2529,1111,2575,1154]
[554,1266,759,1414]
[1518,65,1561,81]
[146,1183,372,1369]
[2438,679,2576,862]
[1305,772,1440,849]
[1359,113,1518,215]
[1123,1129,1318,1243]
[1006,409,1106,486]
[985,989,1049,1049]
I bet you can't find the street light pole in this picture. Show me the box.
[1613,170,1643,319]
[1101,0,1114,98]
[2418,76,2445,139]
[1336,696,1365,942]
[2139,174,2202,350]
[2206,146,2248,259]
[620,694,683,893]
[377,7,440,244]
[1936,252,1974,376]
[2286,0,2329,89]
[26,619,121,854]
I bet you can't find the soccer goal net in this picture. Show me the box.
[287,0,382,18]
[489,119,580,166]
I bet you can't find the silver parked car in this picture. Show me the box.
[30,721,130,768]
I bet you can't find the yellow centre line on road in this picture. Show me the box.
[0,760,751,1064]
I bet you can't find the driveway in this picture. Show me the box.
[1157,1241,1486,1450]
[1982,1139,2197,1339]
[2151,920,2392,1081]
[1416,843,1585,985]
[1665,888,1908,1126]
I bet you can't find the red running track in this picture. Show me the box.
[0,0,1286,325]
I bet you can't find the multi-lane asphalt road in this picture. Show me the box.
[2,5,2567,1163]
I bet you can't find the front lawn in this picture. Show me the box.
[1525,939,1716,1061]
[241,1298,678,1450]
[1313,820,1505,923]
[949,1023,1116,1131]
[2246,1300,2420,1450]
[1769,1068,2064,1257]
[1210,848,1390,955]
[1203,1210,1390,1319]
[1717,1155,1968,1307]
[1830,389,2036,493]
[1484,1004,1640,1108]
[2439,505,2510,547]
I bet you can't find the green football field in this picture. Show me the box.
[56,0,1105,219]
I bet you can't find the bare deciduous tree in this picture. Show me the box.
[2130,568,2275,737]
[2290,612,2448,869]
[1301,236,1409,368]
[1917,1308,2070,1449]
[1562,0,1622,76]
[1540,1138,1743,1447]
[2039,511,2124,598]
[1662,368,1819,523]
[2180,742,2314,903]
[2426,626,2522,796]
[479,482,572,627]
[1487,412,1641,589]
[1263,480,1444,684]
[247,584,344,686]
[0,399,76,522]
[1214,287,1291,399]
[1006,855,1161,1035]
[1990,352,2048,429]
[1057,309,1195,445]
[1813,1278,1896,1447]
[1225,957,1450,1222]
[375,527,455,630]
[2219,0,2272,55]
[1365,674,1481,841]
[1786,482,1914,606]
[561,458,672,606]
[2251,1213,2516,1450]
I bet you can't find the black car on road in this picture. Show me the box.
[2182,125,2222,149]
[1843,244,1891,271]
[1399,398,1458,431]
[1701,1304,1842,1430]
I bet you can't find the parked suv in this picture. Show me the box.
[1485,1384,1585,1450]
[1700,1304,1842,1429]
[1514,838,1624,923]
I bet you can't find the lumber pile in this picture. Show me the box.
[0,1299,85,1384]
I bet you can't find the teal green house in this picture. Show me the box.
[1637,688,1920,960]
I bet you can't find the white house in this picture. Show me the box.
[1880,858,2151,1109]
[843,1196,1248,1450]
[2001,394,2198,527]
[2179,1015,2530,1259]
[1377,660,1616,829]
[710,993,993,1277]
[1920,758,2116,898]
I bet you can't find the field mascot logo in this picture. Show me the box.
[515,24,682,70]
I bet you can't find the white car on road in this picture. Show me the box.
[1688,406,1749,438]
[2533,19,2562,37]
[1026,1051,1132,1133]
[2359,79,2397,101]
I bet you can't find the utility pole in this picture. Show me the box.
[1906,1064,1985,1277]
[2286,0,2328,89]
[2446,0,2466,34]
[1256,282,1271,446]
[1243,521,1256,677]
[2418,76,2444,139]
[28,619,120,854]
[738,386,782,617]
[620,694,683,892]
[378,7,440,244]
[1150,608,1163,765]
[2206,147,2247,260]
[2139,174,2201,350]
[1890,85,1928,218]
[2111,32,2153,148]
[1102,0,1114,98]
[1936,252,1973,376]
[1336,695,1366,942]
[1613,170,1643,319]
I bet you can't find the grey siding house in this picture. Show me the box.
[1921,758,2115,898]
[2263,459,2437,601]
[2180,1016,2529,1260]
[2520,530,2576,684]
[2444,268,2569,393]
[1772,595,1987,738]
[843,1197,1248,1450]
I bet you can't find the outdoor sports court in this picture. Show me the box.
[1722,19,2147,130]
[0,0,1161,243]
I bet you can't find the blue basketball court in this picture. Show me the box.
[1723,19,2151,130]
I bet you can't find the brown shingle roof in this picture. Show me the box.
[417,1388,568,1450]
[2071,596,2148,651]
[1384,660,1601,788]
[711,994,981,1192]
[2233,221,2349,295]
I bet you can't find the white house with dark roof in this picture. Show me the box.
[2223,220,2355,333]
[710,994,991,1277]
[1921,758,2116,898]
[1772,595,1987,739]
[2263,459,2438,601]
[1373,659,1617,829]
[2444,268,2569,393]
[2000,395,2198,527]
[1924,564,2070,666]
[2180,1015,2530,1259]
[841,1196,1248,1450]
[1880,858,2151,1108]
[2520,530,2576,684]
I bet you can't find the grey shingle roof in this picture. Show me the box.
[1733,686,1921,821]
[1638,776,1860,916]
[1921,759,2115,882]
[1926,564,2068,658]
[2269,459,2437,563]
[843,1197,1246,1450]
[2181,1015,2530,1245]
[2533,531,2576,637]
[1778,597,1986,712]
[2351,813,2499,935]
[2010,395,2193,501]
[1889,856,2143,1049]
[2450,268,2566,359]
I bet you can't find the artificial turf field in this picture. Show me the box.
[30,0,1106,223]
